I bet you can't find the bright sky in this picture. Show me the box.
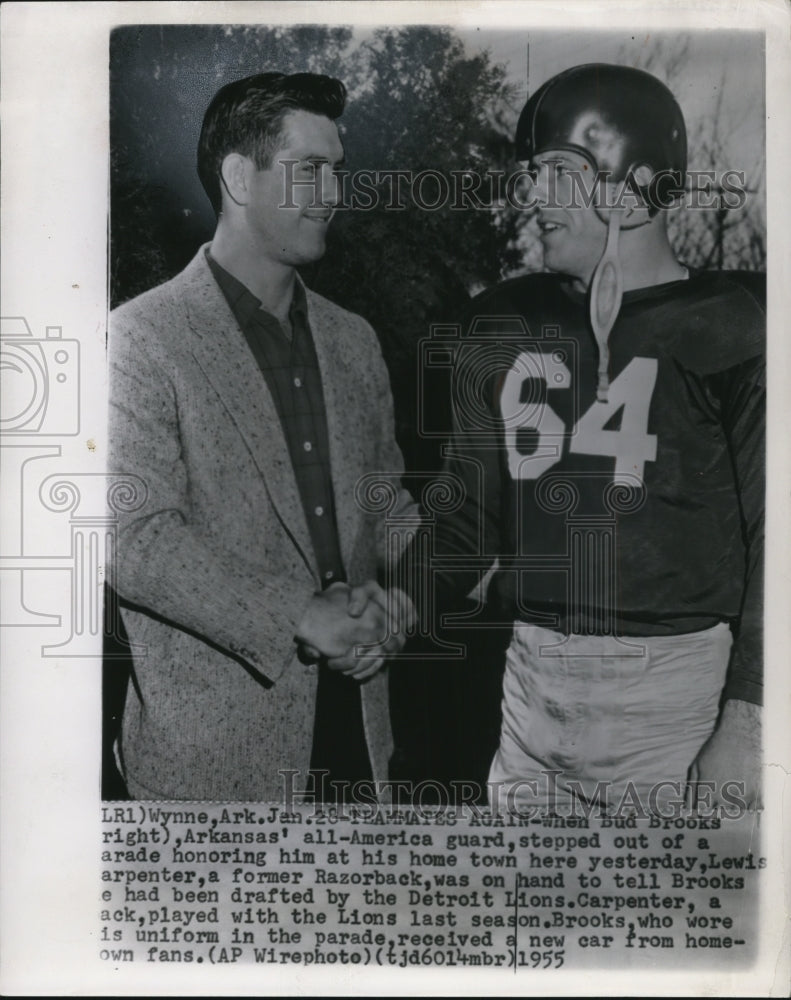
[462,28,765,173]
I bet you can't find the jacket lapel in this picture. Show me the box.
[178,247,318,580]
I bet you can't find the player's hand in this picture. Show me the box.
[324,582,416,680]
[346,579,389,618]
[296,582,385,654]
[326,583,416,679]
[297,581,403,680]
[686,699,762,813]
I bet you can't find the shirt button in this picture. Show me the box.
[303,441,312,452]
[314,506,324,517]
[324,570,334,580]
[294,377,302,388]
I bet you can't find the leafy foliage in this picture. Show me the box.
[305,28,522,462]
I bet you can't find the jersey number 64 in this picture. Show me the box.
[500,353,658,485]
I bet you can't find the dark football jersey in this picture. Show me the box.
[412,271,764,705]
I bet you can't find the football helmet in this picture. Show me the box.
[516,63,687,210]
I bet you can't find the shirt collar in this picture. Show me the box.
[206,247,309,330]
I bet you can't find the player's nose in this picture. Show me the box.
[530,161,557,207]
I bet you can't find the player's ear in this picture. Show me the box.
[625,164,654,218]
[603,164,655,224]
[220,152,252,207]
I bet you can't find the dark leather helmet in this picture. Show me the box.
[516,63,687,208]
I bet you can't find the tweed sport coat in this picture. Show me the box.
[108,245,415,801]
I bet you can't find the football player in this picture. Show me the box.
[405,64,764,814]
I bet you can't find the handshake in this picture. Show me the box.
[296,580,416,680]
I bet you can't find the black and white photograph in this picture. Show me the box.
[1,2,789,995]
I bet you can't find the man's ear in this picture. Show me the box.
[606,163,655,224]
[220,152,251,207]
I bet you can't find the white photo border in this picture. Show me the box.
[1,1,789,995]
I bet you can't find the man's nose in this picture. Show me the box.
[319,164,341,207]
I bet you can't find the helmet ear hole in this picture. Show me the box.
[632,163,654,188]
[627,162,656,218]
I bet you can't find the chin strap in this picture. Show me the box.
[588,211,624,403]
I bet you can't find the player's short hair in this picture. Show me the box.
[197,71,347,215]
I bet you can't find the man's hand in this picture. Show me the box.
[346,581,416,631]
[297,581,416,680]
[296,581,392,679]
[686,699,762,812]
[297,581,386,652]
[324,582,416,679]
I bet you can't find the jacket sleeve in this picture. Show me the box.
[108,306,316,684]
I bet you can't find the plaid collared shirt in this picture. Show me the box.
[207,251,345,589]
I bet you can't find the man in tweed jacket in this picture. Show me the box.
[109,72,415,802]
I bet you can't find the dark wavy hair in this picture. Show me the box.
[197,72,347,215]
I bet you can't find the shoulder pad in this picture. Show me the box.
[671,271,765,375]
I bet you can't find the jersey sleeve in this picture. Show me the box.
[676,273,765,705]
[399,344,505,616]
[708,354,765,705]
